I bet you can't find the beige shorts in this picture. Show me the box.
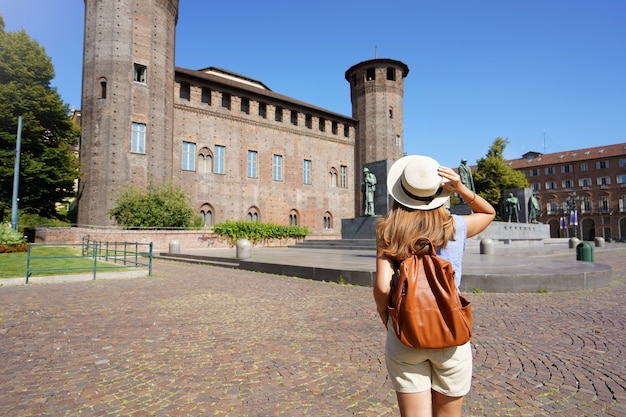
[385,324,472,396]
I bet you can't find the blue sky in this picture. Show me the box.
[2,0,625,169]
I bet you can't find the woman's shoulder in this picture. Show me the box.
[451,214,466,227]
[451,214,467,236]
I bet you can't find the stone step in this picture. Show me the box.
[290,239,375,250]
[156,253,240,268]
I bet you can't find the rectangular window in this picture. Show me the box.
[273,154,283,181]
[561,164,572,173]
[544,167,555,175]
[221,93,231,110]
[617,174,626,184]
[305,114,312,129]
[332,121,338,134]
[201,87,211,104]
[562,179,573,189]
[133,63,147,83]
[578,197,587,212]
[579,178,591,188]
[581,162,588,171]
[600,196,609,211]
[344,125,350,138]
[180,82,190,100]
[303,159,311,185]
[131,122,146,154]
[545,181,556,190]
[620,195,626,212]
[241,97,250,114]
[275,106,283,122]
[290,110,298,125]
[247,150,258,178]
[182,141,196,171]
[319,117,326,132]
[340,165,347,188]
[214,145,225,174]
[387,67,396,81]
[531,183,540,191]
[258,102,267,118]
[620,158,626,167]
[596,160,609,169]
[529,168,538,177]
[598,176,610,187]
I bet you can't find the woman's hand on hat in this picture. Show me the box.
[437,166,462,192]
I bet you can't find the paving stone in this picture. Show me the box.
[0,248,625,415]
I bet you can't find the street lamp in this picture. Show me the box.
[566,191,581,238]
[560,202,568,238]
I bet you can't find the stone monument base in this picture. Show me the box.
[450,203,472,215]
[341,216,380,240]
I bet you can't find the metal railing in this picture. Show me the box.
[25,239,153,284]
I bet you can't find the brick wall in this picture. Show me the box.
[33,228,299,252]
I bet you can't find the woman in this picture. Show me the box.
[374,155,495,417]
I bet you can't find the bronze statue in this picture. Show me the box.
[361,167,377,216]
[528,192,539,223]
[458,159,475,194]
[505,193,520,222]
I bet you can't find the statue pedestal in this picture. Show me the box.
[341,216,379,240]
[450,203,472,215]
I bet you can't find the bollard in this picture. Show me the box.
[576,242,594,263]
[236,239,252,259]
[480,238,494,255]
[594,237,605,248]
[569,237,580,249]
[169,239,180,254]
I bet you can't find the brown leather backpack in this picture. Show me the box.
[388,238,472,349]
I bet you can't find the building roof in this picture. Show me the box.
[196,67,272,91]
[508,142,626,169]
[175,66,356,123]
[344,58,410,81]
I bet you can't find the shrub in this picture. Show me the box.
[0,223,28,253]
[108,181,195,228]
[212,220,310,245]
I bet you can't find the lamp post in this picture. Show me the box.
[566,191,581,238]
[560,202,568,238]
[11,116,23,231]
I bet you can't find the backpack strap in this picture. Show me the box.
[412,237,435,257]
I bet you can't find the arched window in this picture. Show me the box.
[289,209,299,226]
[247,206,260,223]
[199,204,214,227]
[329,167,338,188]
[99,77,107,99]
[198,147,212,175]
[323,212,333,229]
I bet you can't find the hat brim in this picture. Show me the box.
[387,155,450,210]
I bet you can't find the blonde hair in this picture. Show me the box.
[376,201,456,262]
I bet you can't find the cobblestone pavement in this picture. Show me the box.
[0,249,624,416]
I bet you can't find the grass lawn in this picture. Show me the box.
[0,246,136,279]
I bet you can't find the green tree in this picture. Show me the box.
[473,137,529,218]
[108,181,196,228]
[0,16,80,221]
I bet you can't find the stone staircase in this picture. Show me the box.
[289,239,376,250]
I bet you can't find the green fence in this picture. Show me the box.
[25,239,153,284]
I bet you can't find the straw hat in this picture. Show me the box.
[387,155,450,210]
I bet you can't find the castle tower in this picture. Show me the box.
[345,58,409,214]
[78,0,179,225]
